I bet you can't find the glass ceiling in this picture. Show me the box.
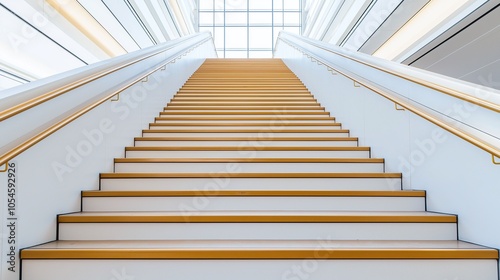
[198,0,303,58]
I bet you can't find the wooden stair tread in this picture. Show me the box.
[134,137,357,141]
[82,190,425,197]
[163,107,325,110]
[113,158,383,163]
[125,146,368,151]
[142,129,348,133]
[57,211,456,223]
[155,117,336,121]
[159,112,330,115]
[100,172,401,179]
[22,240,497,260]
[149,123,340,127]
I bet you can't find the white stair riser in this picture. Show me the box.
[148,125,341,130]
[58,223,456,241]
[100,178,402,191]
[134,140,358,147]
[113,162,384,173]
[125,150,370,159]
[22,260,497,280]
[141,132,350,137]
[82,197,425,212]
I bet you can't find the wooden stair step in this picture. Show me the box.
[81,190,424,198]
[57,211,456,223]
[22,240,497,260]
[134,136,358,142]
[113,158,383,163]
[124,146,368,152]
[154,116,335,121]
[163,106,325,110]
[100,172,400,179]
[159,111,330,115]
[149,123,340,127]
[81,190,425,212]
[142,129,348,133]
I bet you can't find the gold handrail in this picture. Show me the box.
[0,37,212,166]
[0,33,208,122]
[281,33,500,113]
[278,36,500,159]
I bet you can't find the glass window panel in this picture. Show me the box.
[199,0,214,10]
[225,27,248,48]
[214,0,225,11]
[199,0,302,57]
[249,51,273,58]
[225,51,248,58]
[249,0,272,10]
[249,12,272,25]
[199,12,214,25]
[273,0,283,10]
[216,51,224,58]
[226,0,248,10]
[284,0,300,11]
[249,27,273,49]
[226,12,248,25]
[214,27,225,49]
[274,12,284,25]
[284,12,300,25]
[215,12,225,25]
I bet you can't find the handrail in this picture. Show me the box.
[278,32,500,113]
[0,32,210,122]
[276,33,500,159]
[0,34,213,166]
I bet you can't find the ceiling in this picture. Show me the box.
[1,0,499,91]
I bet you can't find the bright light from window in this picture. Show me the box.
[373,0,470,60]
[199,0,302,58]
[47,0,126,57]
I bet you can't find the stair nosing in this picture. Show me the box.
[125,146,368,151]
[113,158,383,163]
[99,172,401,179]
[81,190,425,197]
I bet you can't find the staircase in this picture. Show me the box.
[21,59,498,280]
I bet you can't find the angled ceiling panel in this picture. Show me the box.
[358,0,430,54]
[101,0,155,48]
[323,0,373,44]
[128,0,167,43]
[144,0,178,40]
[407,3,500,88]
[341,0,403,51]
[0,6,86,79]
[77,0,140,52]
[2,0,102,64]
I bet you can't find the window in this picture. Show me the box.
[199,0,302,58]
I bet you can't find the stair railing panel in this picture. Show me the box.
[0,33,215,280]
[275,32,500,159]
[0,32,215,167]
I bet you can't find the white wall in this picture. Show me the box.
[277,42,500,265]
[0,39,215,280]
